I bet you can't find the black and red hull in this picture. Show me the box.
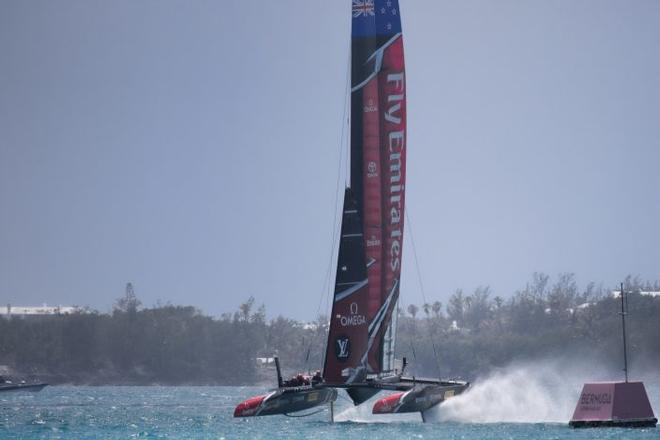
[234,386,337,417]
[372,379,468,419]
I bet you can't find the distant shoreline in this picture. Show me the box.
[12,374,276,388]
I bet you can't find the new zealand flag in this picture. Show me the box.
[352,0,402,37]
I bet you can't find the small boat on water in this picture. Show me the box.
[0,376,48,393]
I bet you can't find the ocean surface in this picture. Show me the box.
[0,385,658,439]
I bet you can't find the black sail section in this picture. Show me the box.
[323,188,370,384]
[334,189,367,289]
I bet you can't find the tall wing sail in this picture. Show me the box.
[323,0,406,384]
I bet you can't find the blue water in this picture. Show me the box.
[0,386,657,439]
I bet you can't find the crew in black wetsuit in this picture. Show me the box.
[283,373,309,387]
[311,370,322,386]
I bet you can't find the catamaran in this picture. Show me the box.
[234,0,468,422]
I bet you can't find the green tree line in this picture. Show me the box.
[397,274,660,379]
[0,274,658,384]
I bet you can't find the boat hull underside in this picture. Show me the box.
[373,381,468,414]
[234,387,337,417]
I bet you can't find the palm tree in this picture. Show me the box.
[432,301,442,318]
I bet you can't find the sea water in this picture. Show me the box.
[0,386,658,439]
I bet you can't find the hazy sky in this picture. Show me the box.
[1,1,659,321]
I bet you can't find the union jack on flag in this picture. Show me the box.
[352,0,375,18]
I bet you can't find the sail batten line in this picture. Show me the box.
[334,279,368,302]
[336,280,364,286]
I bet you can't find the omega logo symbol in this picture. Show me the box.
[364,99,377,113]
[339,302,367,327]
[367,235,381,247]
[367,161,378,178]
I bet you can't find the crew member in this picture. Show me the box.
[311,370,322,385]
[296,373,309,386]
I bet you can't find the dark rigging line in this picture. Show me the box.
[405,207,443,378]
[308,46,352,371]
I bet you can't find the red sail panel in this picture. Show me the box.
[361,78,384,323]
[364,36,406,372]
[373,37,406,369]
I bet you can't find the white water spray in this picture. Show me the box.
[332,359,660,424]
[431,358,614,423]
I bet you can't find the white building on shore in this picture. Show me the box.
[1,304,82,318]
[612,291,660,298]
